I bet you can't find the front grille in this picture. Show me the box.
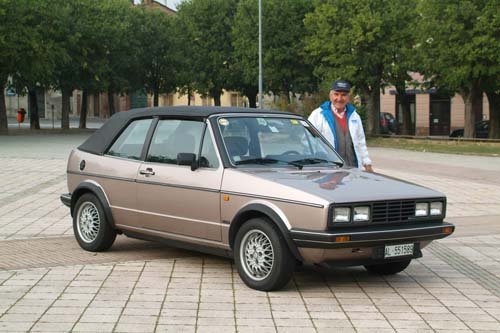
[372,200,415,223]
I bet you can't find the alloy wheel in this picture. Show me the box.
[76,202,101,243]
[240,229,274,281]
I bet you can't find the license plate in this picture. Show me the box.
[384,243,414,258]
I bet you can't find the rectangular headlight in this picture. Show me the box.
[333,207,350,223]
[353,206,370,222]
[430,202,443,216]
[415,203,429,217]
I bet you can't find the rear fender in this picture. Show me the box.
[71,180,116,229]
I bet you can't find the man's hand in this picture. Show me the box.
[364,164,374,173]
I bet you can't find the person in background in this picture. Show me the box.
[308,80,373,172]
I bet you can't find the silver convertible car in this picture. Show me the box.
[61,106,454,291]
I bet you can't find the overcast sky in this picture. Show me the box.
[154,0,183,10]
[134,0,183,10]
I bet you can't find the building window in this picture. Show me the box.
[230,93,238,107]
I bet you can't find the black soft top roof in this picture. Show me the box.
[78,106,298,155]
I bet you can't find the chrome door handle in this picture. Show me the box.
[139,168,155,176]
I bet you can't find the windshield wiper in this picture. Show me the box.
[235,158,282,165]
[290,158,343,167]
[235,158,304,169]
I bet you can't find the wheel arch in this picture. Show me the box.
[228,203,303,262]
[71,181,116,229]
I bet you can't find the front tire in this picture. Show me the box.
[234,218,295,291]
[73,193,116,252]
[364,259,411,275]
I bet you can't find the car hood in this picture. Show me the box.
[223,167,444,204]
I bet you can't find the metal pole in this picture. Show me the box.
[258,0,263,109]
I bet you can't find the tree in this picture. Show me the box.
[171,14,197,106]
[416,0,500,138]
[98,0,143,116]
[0,0,63,130]
[14,1,67,129]
[305,0,403,135]
[176,0,238,106]
[479,0,500,139]
[382,1,418,135]
[231,0,259,107]
[52,0,92,129]
[137,9,180,107]
[232,0,316,108]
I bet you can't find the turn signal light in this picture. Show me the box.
[335,235,350,243]
[223,195,230,201]
[442,227,453,234]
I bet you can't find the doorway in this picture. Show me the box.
[429,94,451,136]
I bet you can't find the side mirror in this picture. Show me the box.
[177,153,197,171]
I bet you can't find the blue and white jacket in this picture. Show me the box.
[308,101,372,169]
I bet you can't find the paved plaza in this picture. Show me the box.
[0,133,499,332]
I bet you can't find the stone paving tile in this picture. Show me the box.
[237,327,276,333]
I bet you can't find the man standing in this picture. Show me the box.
[308,80,373,172]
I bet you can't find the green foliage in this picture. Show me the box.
[176,0,238,105]
[304,0,388,90]
[97,0,143,94]
[1,0,65,91]
[136,8,181,104]
[416,0,500,138]
[416,0,500,92]
[232,0,316,105]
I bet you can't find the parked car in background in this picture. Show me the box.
[61,106,454,291]
[380,112,398,134]
[449,120,489,138]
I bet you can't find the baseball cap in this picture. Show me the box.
[331,80,351,92]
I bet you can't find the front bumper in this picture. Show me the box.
[60,193,71,208]
[290,222,454,249]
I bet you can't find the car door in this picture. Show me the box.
[101,118,154,228]
[135,119,223,242]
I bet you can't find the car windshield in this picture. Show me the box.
[216,116,343,168]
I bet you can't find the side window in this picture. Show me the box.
[199,129,220,169]
[147,119,204,165]
[107,118,152,160]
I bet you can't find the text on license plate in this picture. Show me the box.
[384,243,414,258]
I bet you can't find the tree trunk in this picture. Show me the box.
[244,88,258,108]
[108,91,116,116]
[187,87,192,106]
[461,82,482,138]
[395,83,411,135]
[401,95,412,135]
[486,91,500,139]
[61,88,71,130]
[79,90,88,129]
[284,90,291,104]
[0,82,7,132]
[212,89,222,106]
[28,88,40,130]
[153,85,159,107]
[363,85,380,136]
[93,94,100,117]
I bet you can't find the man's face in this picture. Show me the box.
[329,90,350,111]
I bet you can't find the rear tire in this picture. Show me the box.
[234,218,295,291]
[73,193,116,252]
[364,259,411,275]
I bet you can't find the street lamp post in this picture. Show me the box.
[258,0,263,109]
